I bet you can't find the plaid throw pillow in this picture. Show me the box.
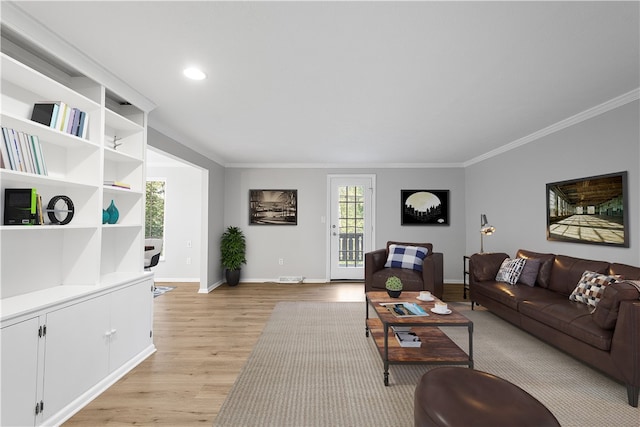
[384,245,429,272]
[495,258,526,285]
[569,270,621,308]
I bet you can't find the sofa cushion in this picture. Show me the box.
[495,258,526,285]
[384,244,429,271]
[516,250,555,288]
[470,252,509,282]
[569,271,621,308]
[517,258,541,287]
[591,281,640,330]
[548,255,609,296]
[519,299,613,351]
[608,263,640,280]
[371,268,424,291]
[472,281,559,311]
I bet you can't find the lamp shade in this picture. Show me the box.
[480,214,496,252]
[480,214,495,235]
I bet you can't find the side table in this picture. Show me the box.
[463,255,470,299]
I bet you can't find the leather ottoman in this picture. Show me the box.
[414,367,560,427]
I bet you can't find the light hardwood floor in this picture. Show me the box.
[64,282,464,426]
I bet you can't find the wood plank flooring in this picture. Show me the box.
[63,282,465,426]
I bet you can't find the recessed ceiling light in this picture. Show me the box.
[183,67,207,80]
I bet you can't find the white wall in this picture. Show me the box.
[147,160,202,282]
[224,167,466,282]
[147,127,226,292]
[465,100,639,266]
[151,101,639,288]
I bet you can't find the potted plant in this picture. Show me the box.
[385,276,403,298]
[220,226,246,286]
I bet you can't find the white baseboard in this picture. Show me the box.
[43,345,156,426]
[153,277,199,283]
[200,279,224,293]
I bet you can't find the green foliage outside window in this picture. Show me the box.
[145,180,165,239]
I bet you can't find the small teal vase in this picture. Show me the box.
[102,209,110,224]
[106,200,119,224]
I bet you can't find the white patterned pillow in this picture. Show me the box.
[495,258,526,285]
[384,245,429,272]
[569,270,621,308]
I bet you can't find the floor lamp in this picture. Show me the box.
[480,214,496,253]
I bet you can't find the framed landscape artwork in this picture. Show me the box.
[249,189,297,225]
[546,171,628,247]
[401,190,449,225]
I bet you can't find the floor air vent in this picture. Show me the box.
[277,276,304,284]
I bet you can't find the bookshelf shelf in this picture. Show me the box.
[1,43,153,427]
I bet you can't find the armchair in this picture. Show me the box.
[144,238,163,271]
[364,241,444,299]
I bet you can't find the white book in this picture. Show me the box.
[1,127,14,170]
[18,132,35,173]
[32,135,47,175]
[395,331,421,348]
[10,129,24,172]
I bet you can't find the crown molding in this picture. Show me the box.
[2,2,156,112]
[224,162,465,169]
[464,88,640,168]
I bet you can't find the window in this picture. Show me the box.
[145,179,166,242]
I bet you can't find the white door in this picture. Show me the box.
[109,279,153,371]
[328,175,375,280]
[43,296,110,421]
[1,317,41,427]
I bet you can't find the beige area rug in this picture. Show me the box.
[213,302,639,427]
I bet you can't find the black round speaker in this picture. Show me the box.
[47,195,75,225]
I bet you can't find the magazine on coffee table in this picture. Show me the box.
[395,331,422,347]
[379,302,429,317]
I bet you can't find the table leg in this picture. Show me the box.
[365,299,370,337]
[384,323,389,385]
[468,322,474,369]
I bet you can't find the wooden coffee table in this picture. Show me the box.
[365,291,474,385]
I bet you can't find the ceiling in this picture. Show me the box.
[10,1,640,167]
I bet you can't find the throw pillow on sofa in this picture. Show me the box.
[569,270,621,309]
[517,258,541,287]
[495,258,526,285]
[384,244,429,272]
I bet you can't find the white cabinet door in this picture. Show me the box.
[42,296,110,421]
[109,279,153,370]
[1,317,41,427]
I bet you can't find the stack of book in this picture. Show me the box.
[1,126,48,175]
[393,327,422,348]
[30,102,89,139]
[103,180,131,189]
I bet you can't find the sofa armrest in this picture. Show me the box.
[422,252,444,299]
[364,248,387,292]
[610,300,640,401]
[469,252,509,284]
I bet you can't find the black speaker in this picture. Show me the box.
[4,188,37,225]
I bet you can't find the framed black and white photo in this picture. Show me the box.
[401,190,449,225]
[249,189,297,225]
[546,171,628,247]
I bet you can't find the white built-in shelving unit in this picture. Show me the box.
[0,49,155,426]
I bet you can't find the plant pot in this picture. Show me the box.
[226,269,241,287]
[387,289,402,298]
